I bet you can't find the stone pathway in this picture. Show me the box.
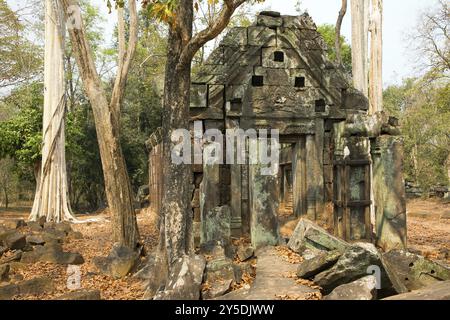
[221,247,319,300]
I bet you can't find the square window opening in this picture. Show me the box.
[252,75,264,87]
[274,51,285,62]
[295,77,306,88]
[315,99,326,112]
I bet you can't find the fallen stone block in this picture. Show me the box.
[205,257,236,284]
[4,232,26,250]
[137,254,169,299]
[237,244,254,262]
[0,246,7,257]
[17,276,54,296]
[93,244,139,279]
[314,243,386,293]
[42,228,66,241]
[324,276,378,300]
[382,250,450,292]
[21,243,84,265]
[384,281,450,300]
[202,279,233,300]
[55,289,101,300]
[54,222,73,235]
[0,276,54,300]
[233,264,243,284]
[40,231,64,244]
[26,222,43,232]
[301,248,323,260]
[297,250,341,279]
[0,283,18,300]
[154,255,206,300]
[0,250,22,264]
[40,246,84,265]
[0,264,9,282]
[288,219,350,254]
[26,235,45,246]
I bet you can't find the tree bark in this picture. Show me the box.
[369,0,383,114]
[158,0,248,272]
[61,0,139,249]
[351,0,369,96]
[161,0,195,266]
[30,0,77,223]
[335,0,348,66]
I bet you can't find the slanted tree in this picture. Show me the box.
[144,0,256,291]
[335,0,347,66]
[29,0,76,223]
[61,0,139,249]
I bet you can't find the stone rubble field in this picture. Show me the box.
[1,201,449,300]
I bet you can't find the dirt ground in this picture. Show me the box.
[0,207,159,300]
[0,198,449,300]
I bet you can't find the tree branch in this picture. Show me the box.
[110,0,139,118]
[335,0,347,66]
[177,0,247,70]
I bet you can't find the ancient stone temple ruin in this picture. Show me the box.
[147,12,407,253]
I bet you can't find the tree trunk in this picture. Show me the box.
[160,0,195,267]
[335,0,348,66]
[30,0,76,223]
[61,0,139,249]
[369,0,383,114]
[351,0,369,96]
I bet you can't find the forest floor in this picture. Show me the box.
[0,207,159,300]
[0,197,449,300]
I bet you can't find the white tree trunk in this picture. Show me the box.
[30,0,76,223]
[369,0,383,114]
[351,0,369,96]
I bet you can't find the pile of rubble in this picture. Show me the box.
[0,218,100,300]
[137,239,256,300]
[288,219,450,300]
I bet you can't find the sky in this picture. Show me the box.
[9,0,438,87]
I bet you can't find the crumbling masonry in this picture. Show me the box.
[147,12,407,252]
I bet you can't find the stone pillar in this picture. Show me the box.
[230,163,242,237]
[293,137,306,217]
[306,135,317,221]
[372,136,407,251]
[346,136,372,241]
[249,162,280,249]
[315,119,325,221]
[200,162,223,244]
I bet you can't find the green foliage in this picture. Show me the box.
[383,79,416,118]
[317,24,352,72]
[66,101,105,210]
[0,0,42,88]
[0,83,43,173]
[384,79,450,191]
